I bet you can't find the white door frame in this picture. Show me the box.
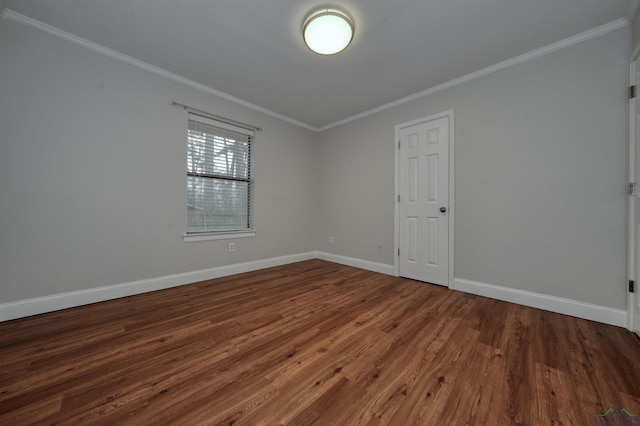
[629,60,637,332]
[394,110,455,287]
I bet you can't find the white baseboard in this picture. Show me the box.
[1,253,627,328]
[454,278,627,328]
[316,252,395,276]
[0,252,316,322]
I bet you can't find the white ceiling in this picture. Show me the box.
[2,0,636,130]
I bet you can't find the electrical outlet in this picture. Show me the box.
[229,242,235,252]
[329,236,334,244]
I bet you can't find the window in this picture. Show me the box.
[185,114,254,240]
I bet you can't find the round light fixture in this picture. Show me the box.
[303,8,354,55]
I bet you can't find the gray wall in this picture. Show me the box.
[317,28,629,310]
[0,20,319,303]
[0,16,630,312]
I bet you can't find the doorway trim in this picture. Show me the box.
[394,110,455,287]
[629,59,638,332]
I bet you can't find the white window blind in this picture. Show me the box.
[186,114,254,234]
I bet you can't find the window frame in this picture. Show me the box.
[183,113,255,243]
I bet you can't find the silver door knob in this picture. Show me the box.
[440,207,447,213]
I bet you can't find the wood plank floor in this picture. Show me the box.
[1,259,639,425]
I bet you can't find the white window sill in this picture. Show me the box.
[183,230,256,243]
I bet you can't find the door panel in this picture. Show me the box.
[407,217,418,263]
[426,154,439,201]
[398,116,449,286]
[408,157,418,202]
[426,217,439,266]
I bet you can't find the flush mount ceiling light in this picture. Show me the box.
[303,7,354,55]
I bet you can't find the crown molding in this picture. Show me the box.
[1,10,629,133]
[318,18,629,131]
[0,10,317,132]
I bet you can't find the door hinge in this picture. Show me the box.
[398,194,400,202]
[397,248,400,256]
[630,280,635,293]
[631,85,636,99]
[398,141,401,149]
[630,183,637,196]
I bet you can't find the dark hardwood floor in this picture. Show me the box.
[1,259,639,425]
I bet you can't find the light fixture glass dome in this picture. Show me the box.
[303,8,354,55]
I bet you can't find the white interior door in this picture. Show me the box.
[398,116,450,286]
